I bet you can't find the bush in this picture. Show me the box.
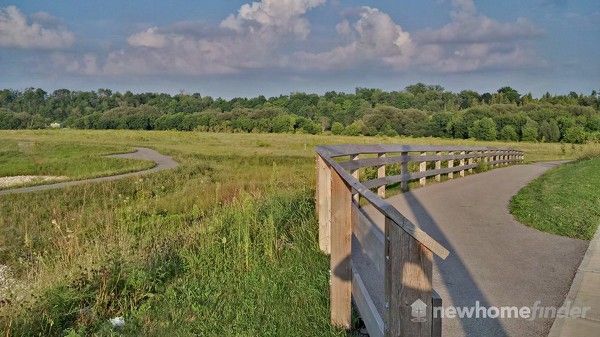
[331,122,344,135]
[499,125,518,141]
[563,126,588,144]
[468,117,497,141]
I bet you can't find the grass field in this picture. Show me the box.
[0,137,154,189]
[0,129,598,336]
[510,156,600,240]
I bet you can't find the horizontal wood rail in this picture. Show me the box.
[315,144,523,337]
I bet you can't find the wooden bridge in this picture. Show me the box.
[315,145,524,337]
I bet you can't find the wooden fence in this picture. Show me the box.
[315,144,523,337]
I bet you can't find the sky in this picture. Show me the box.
[0,0,598,98]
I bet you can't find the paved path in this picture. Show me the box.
[549,225,600,337]
[0,147,178,196]
[353,161,588,337]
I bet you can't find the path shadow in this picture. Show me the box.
[401,191,509,336]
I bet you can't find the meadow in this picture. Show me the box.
[0,129,597,336]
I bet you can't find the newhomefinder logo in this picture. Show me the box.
[410,300,591,322]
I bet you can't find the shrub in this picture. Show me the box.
[563,126,588,144]
[499,125,518,141]
[468,117,497,141]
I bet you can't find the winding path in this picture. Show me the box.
[0,147,178,196]
[354,161,588,337]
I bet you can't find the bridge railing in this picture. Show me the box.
[315,144,523,337]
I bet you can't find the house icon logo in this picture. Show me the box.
[410,299,427,322]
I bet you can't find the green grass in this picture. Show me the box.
[0,129,598,336]
[510,157,600,240]
[0,137,154,189]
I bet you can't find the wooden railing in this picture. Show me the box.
[315,144,523,337]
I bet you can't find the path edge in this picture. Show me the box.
[548,225,600,336]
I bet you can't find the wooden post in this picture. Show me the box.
[434,151,441,182]
[483,150,488,164]
[419,152,427,186]
[401,152,409,192]
[378,153,386,198]
[459,151,465,177]
[316,155,331,254]
[351,154,360,203]
[385,217,433,337]
[330,170,352,329]
[447,151,454,179]
[468,152,473,174]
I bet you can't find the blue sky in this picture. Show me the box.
[0,0,598,97]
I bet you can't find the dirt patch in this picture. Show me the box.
[0,175,68,189]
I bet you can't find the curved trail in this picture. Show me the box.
[354,161,588,337]
[0,147,178,196]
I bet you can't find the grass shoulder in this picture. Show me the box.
[510,157,600,240]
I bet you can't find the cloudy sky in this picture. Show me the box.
[1,0,598,97]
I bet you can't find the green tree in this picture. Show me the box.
[521,119,539,142]
[563,126,587,144]
[331,122,344,135]
[468,117,497,141]
[499,125,518,141]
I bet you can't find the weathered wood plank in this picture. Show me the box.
[459,151,465,177]
[317,155,332,254]
[337,152,508,171]
[316,144,520,157]
[330,170,352,328]
[378,153,386,198]
[447,151,454,179]
[419,152,427,186]
[315,149,450,259]
[434,151,441,182]
[400,152,409,192]
[352,268,385,337]
[351,154,360,203]
[468,152,474,174]
[362,163,479,189]
[352,203,385,275]
[385,216,433,337]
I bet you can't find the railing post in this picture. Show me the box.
[483,150,488,164]
[378,153,386,198]
[468,152,473,173]
[385,217,433,337]
[401,152,409,192]
[316,154,331,254]
[419,152,427,186]
[447,151,454,179]
[459,151,465,177]
[330,169,352,329]
[351,154,360,203]
[434,151,441,182]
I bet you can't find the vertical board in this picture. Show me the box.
[401,152,409,191]
[434,151,441,182]
[330,170,352,329]
[351,154,360,203]
[447,151,454,179]
[378,153,386,198]
[419,152,427,186]
[459,151,465,177]
[385,217,433,337]
[317,155,332,254]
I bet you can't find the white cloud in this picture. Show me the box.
[412,0,543,72]
[71,0,326,76]
[0,6,74,49]
[220,0,325,39]
[292,7,414,70]
[127,27,168,48]
[53,0,542,76]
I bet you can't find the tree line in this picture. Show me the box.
[1,84,599,143]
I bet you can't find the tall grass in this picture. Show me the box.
[1,129,596,335]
